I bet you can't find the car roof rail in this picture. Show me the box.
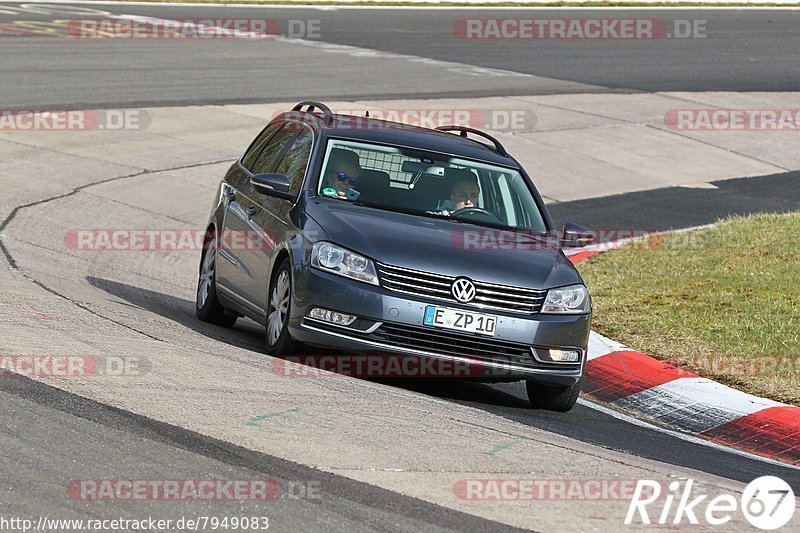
[291,101,334,126]
[435,126,509,157]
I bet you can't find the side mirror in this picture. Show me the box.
[251,173,295,200]
[561,223,595,248]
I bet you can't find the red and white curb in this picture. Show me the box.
[566,228,800,466]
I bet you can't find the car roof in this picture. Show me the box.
[273,110,520,168]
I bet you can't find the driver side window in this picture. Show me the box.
[250,123,300,176]
[274,127,313,195]
[241,122,280,171]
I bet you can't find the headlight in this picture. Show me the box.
[541,284,590,314]
[311,242,379,285]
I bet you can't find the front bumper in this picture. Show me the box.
[288,267,591,384]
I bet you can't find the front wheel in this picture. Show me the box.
[196,232,237,328]
[265,258,299,355]
[526,377,582,412]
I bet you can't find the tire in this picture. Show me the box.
[196,231,237,328]
[265,258,299,355]
[526,377,582,412]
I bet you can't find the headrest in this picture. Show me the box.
[359,169,390,183]
[328,148,361,170]
[444,167,478,185]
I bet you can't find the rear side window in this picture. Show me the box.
[241,122,280,171]
[249,123,301,175]
[275,128,313,194]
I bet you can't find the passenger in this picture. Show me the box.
[322,148,362,198]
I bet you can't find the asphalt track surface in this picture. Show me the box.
[0,375,525,532]
[0,3,799,108]
[2,2,800,530]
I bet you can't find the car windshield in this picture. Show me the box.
[316,139,547,232]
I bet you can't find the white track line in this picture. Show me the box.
[108,13,536,79]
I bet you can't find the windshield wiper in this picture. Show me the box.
[351,200,457,221]
[351,200,548,234]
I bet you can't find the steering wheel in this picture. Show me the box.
[451,207,502,224]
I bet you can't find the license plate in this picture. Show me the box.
[423,305,497,336]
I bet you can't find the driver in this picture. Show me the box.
[435,168,480,215]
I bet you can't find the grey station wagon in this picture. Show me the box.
[196,101,595,411]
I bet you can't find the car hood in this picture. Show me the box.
[305,199,581,290]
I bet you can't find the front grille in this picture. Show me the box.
[372,323,537,368]
[306,321,579,371]
[376,262,547,314]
